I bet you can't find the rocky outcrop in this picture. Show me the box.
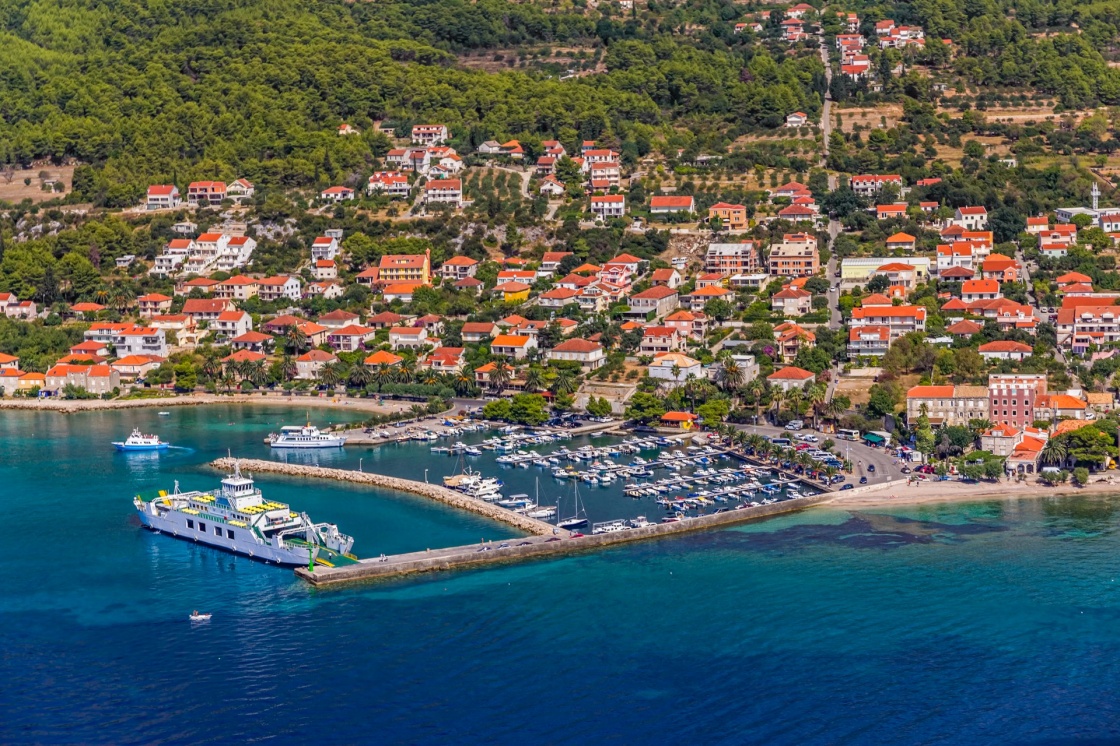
[208,457,555,536]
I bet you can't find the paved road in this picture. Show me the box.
[826,218,842,329]
[732,422,907,488]
[818,33,833,168]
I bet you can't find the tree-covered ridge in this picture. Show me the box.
[0,0,822,205]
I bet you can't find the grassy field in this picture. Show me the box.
[833,104,904,133]
[0,164,73,204]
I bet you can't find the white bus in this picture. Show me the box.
[836,428,861,441]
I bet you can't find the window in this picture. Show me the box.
[199,522,206,532]
[227,529,234,539]
[215,526,222,536]
[187,519,194,529]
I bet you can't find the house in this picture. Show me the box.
[186,181,227,207]
[1025,216,1049,235]
[651,268,683,289]
[937,244,974,272]
[777,204,816,223]
[980,254,1020,282]
[766,366,816,392]
[886,232,916,251]
[440,256,479,281]
[771,286,813,317]
[785,112,808,128]
[649,196,696,214]
[706,243,759,274]
[45,364,121,395]
[906,385,990,427]
[1035,393,1089,423]
[423,347,467,373]
[411,124,449,145]
[182,298,234,323]
[848,325,891,358]
[649,353,704,386]
[979,340,1032,361]
[310,236,340,261]
[230,331,274,353]
[539,175,566,197]
[954,206,988,230]
[311,259,337,281]
[660,412,699,429]
[320,186,354,203]
[146,185,180,210]
[111,355,164,381]
[70,302,105,318]
[368,171,411,198]
[850,174,903,198]
[377,250,432,287]
[294,350,338,380]
[494,281,531,304]
[364,350,404,369]
[211,311,253,341]
[539,287,581,309]
[548,338,606,371]
[424,178,463,208]
[961,279,1002,303]
[850,305,927,340]
[315,310,360,331]
[664,309,708,339]
[215,275,259,301]
[626,286,679,321]
[253,276,300,303]
[383,327,426,350]
[947,320,983,338]
[490,334,536,359]
[638,326,681,355]
[768,241,819,277]
[773,322,815,362]
[539,252,573,276]
[590,195,626,219]
[708,202,748,231]
[328,325,375,352]
[872,263,919,291]
[0,353,18,371]
[587,161,621,188]
[461,322,498,343]
[226,178,254,203]
[136,293,173,317]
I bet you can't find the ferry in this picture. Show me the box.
[268,423,346,449]
[133,461,354,566]
[113,428,170,451]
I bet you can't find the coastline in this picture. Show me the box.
[829,476,1120,509]
[0,393,411,416]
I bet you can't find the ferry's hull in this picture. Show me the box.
[115,443,169,451]
[269,438,346,449]
[137,508,311,565]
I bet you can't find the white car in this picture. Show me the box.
[785,421,803,431]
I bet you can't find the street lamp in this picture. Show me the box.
[359,458,363,473]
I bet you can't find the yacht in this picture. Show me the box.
[113,428,169,451]
[133,461,354,566]
[268,423,346,449]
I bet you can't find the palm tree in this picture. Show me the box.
[770,388,785,423]
[551,367,577,396]
[746,378,766,423]
[421,369,442,386]
[787,389,804,419]
[244,360,268,389]
[219,372,236,393]
[200,349,222,380]
[522,366,544,393]
[285,325,308,355]
[278,354,296,382]
[718,359,744,395]
[112,286,135,315]
[319,361,346,390]
[823,397,847,428]
[367,363,391,389]
[490,358,513,393]
[349,362,374,390]
[807,383,827,429]
[1040,437,1068,467]
[453,370,476,396]
[397,357,417,384]
[746,433,765,453]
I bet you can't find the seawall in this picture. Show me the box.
[208,457,556,536]
[294,491,843,587]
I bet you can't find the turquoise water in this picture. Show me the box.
[4,407,1120,743]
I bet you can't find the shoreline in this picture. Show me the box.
[828,477,1120,509]
[0,393,412,416]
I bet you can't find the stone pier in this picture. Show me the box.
[208,458,556,536]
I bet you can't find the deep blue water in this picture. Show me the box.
[4,407,1120,744]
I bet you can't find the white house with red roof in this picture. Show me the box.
[187,181,226,207]
[440,256,479,281]
[547,338,606,371]
[295,350,338,380]
[328,325,375,352]
[368,171,411,198]
[590,194,626,219]
[851,174,903,197]
[766,366,816,391]
[650,195,695,214]
[320,186,354,203]
[424,178,463,208]
[953,206,988,230]
[115,325,169,357]
[257,275,303,302]
[785,112,808,127]
[411,124,448,145]
[146,185,180,210]
[211,311,253,341]
[226,178,254,203]
[137,293,173,317]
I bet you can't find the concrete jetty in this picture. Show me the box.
[295,491,839,587]
[208,458,556,536]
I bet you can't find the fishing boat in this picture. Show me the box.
[113,428,170,451]
[158,411,171,417]
[268,422,346,449]
[189,611,212,622]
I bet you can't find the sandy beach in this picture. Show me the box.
[830,475,1120,509]
[0,393,418,416]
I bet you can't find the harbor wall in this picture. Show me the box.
[207,458,556,536]
[294,491,838,587]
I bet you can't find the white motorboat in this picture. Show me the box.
[268,423,346,449]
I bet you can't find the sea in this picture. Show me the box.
[3,405,1120,744]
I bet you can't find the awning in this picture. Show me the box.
[863,433,886,444]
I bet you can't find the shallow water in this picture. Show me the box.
[3,407,1120,744]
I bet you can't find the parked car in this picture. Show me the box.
[859,476,868,484]
[867,464,876,473]
[840,484,854,490]
[900,466,912,474]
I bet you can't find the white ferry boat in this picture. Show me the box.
[113,428,169,451]
[133,462,355,566]
[268,423,346,449]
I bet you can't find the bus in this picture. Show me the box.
[769,437,792,448]
[836,428,861,441]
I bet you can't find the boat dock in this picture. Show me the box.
[295,491,838,587]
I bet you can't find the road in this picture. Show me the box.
[818,32,833,168]
[491,165,532,199]
[826,218,842,329]
[732,422,906,488]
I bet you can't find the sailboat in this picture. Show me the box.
[525,478,558,520]
[557,482,589,530]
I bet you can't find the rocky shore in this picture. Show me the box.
[208,457,556,536]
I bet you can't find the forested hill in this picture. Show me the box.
[0,0,822,206]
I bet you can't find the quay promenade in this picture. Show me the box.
[208,458,556,536]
